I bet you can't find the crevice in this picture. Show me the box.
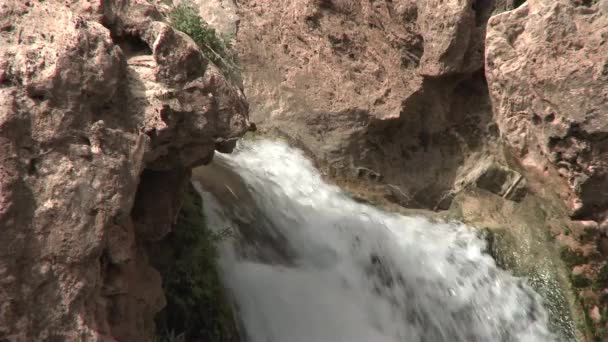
[112,32,152,58]
[131,167,189,241]
[473,0,495,27]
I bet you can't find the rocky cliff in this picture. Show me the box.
[236,0,606,218]
[0,0,248,340]
[236,0,512,209]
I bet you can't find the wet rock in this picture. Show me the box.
[383,184,414,208]
[353,166,383,182]
[447,188,586,341]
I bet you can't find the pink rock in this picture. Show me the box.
[486,0,608,219]
[0,0,249,339]
[590,306,601,323]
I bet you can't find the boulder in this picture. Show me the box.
[486,0,608,220]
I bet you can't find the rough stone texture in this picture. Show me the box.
[236,0,502,209]
[485,1,608,338]
[486,0,608,220]
[0,0,248,340]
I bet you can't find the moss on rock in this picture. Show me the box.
[447,188,586,341]
[149,183,238,341]
[571,274,591,289]
[560,246,587,268]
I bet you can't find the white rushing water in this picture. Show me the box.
[197,139,558,342]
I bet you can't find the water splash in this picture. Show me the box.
[197,139,558,342]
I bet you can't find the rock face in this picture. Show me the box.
[0,0,248,340]
[486,0,608,221]
[236,0,502,208]
[485,1,608,338]
[234,0,606,221]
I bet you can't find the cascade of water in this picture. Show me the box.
[197,139,559,342]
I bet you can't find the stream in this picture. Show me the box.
[195,139,560,342]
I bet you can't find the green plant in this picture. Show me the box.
[156,330,185,342]
[571,273,592,288]
[150,184,237,341]
[514,0,526,8]
[583,0,600,6]
[169,3,239,81]
[559,246,586,267]
[594,263,608,289]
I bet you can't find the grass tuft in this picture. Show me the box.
[169,2,240,82]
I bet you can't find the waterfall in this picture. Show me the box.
[194,139,559,342]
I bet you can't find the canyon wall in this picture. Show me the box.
[0,0,248,340]
[236,0,501,209]
[236,0,606,219]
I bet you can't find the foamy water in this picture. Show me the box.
[198,139,558,342]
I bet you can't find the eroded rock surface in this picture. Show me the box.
[486,0,608,221]
[236,0,501,208]
[0,0,248,340]
[485,1,608,338]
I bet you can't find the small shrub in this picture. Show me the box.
[169,3,239,81]
[595,263,608,288]
[559,246,586,267]
[150,184,237,341]
[571,273,592,288]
